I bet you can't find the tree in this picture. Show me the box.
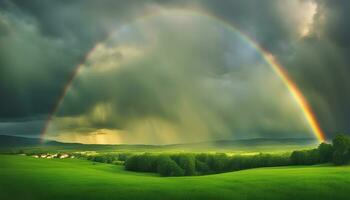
[201,153,230,172]
[137,153,158,172]
[318,143,333,163]
[332,134,350,165]
[227,156,246,170]
[211,153,230,172]
[124,154,158,172]
[177,154,196,176]
[290,149,320,165]
[157,156,184,176]
[195,160,210,174]
[125,155,139,171]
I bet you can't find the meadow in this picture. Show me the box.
[1,154,350,200]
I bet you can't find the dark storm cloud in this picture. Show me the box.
[280,0,350,136]
[0,120,44,137]
[0,0,151,121]
[197,0,296,53]
[0,0,179,121]
[0,0,349,140]
[0,0,87,119]
[315,0,350,47]
[9,0,148,40]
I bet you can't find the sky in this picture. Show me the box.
[0,0,349,144]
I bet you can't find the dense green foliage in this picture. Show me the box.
[332,134,350,165]
[125,153,158,172]
[123,134,350,176]
[1,155,350,200]
[171,154,196,175]
[290,134,350,166]
[157,155,185,176]
[124,152,290,176]
[318,143,334,163]
[124,154,188,176]
[290,149,320,165]
[85,153,132,164]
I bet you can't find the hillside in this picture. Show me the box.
[0,155,349,200]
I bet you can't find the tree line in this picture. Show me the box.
[291,134,350,165]
[73,152,132,165]
[125,152,291,176]
[124,134,350,176]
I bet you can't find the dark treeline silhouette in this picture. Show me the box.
[124,134,350,176]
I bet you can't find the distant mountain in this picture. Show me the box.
[0,135,63,147]
[166,138,318,149]
[0,135,318,151]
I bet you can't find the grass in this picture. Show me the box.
[0,155,349,200]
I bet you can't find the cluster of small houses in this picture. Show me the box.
[31,153,74,159]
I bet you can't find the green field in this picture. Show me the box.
[0,155,349,200]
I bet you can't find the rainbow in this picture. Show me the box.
[40,8,326,143]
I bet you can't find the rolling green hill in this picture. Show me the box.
[0,155,349,200]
